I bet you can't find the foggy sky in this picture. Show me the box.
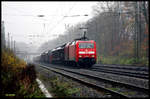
[2,1,98,48]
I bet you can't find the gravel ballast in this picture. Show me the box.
[35,64,112,98]
[44,63,149,89]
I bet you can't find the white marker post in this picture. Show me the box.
[36,78,52,98]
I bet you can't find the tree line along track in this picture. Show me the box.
[35,62,149,98]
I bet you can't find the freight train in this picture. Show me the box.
[34,36,97,67]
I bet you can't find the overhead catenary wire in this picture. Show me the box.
[46,2,76,37]
[2,2,76,35]
[35,2,77,47]
[3,2,89,47]
[3,2,76,41]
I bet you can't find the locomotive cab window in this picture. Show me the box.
[70,41,76,45]
[79,43,94,48]
[72,41,76,45]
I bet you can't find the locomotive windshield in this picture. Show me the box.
[79,43,94,48]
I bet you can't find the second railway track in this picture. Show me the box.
[89,66,149,79]
[35,62,149,98]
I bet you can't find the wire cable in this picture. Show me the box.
[46,2,76,36]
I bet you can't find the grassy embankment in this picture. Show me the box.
[1,48,45,97]
[37,69,80,97]
[97,55,149,66]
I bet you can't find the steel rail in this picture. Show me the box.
[94,64,148,71]
[45,64,149,91]
[89,67,149,79]
[35,63,149,98]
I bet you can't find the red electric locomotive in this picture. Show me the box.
[64,39,96,67]
[37,33,97,67]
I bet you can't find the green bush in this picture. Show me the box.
[1,48,45,97]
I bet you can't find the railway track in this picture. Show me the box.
[89,66,149,79]
[35,62,149,98]
[38,62,149,89]
[94,64,148,71]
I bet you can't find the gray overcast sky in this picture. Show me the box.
[2,1,98,47]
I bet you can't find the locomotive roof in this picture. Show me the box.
[76,40,95,43]
[49,39,95,53]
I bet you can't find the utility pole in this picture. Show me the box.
[1,21,6,49]
[138,2,141,58]
[118,1,121,56]
[134,2,139,63]
[137,2,139,60]
[11,36,13,50]
[10,35,11,50]
[8,32,10,49]
[14,40,16,54]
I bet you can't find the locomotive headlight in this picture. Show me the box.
[79,51,85,54]
[79,55,82,57]
[89,51,95,54]
[91,55,95,57]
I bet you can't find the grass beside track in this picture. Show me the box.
[36,67,80,97]
[35,64,110,98]
[98,55,149,66]
[38,63,149,98]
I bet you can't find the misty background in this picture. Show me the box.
[2,1,149,65]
